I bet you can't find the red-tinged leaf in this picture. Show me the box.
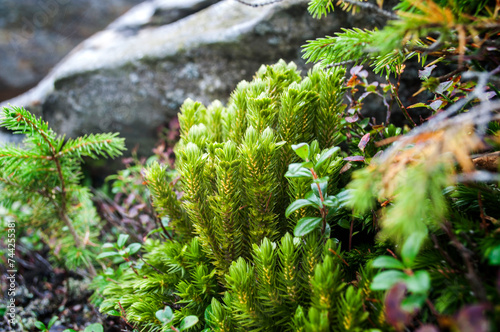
[339,162,352,174]
[385,283,414,331]
[359,91,372,101]
[347,75,360,87]
[407,102,430,109]
[455,305,489,332]
[128,207,139,218]
[418,65,436,79]
[344,156,365,162]
[358,133,370,152]
[429,99,445,111]
[350,65,363,76]
[345,114,359,123]
[415,325,439,332]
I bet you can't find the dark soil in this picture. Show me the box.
[0,246,126,332]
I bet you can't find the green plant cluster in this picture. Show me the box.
[96,1,500,331]
[96,61,379,331]
[3,1,500,332]
[0,106,125,273]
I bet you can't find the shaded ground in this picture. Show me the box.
[0,244,128,332]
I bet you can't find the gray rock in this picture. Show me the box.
[0,0,143,101]
[1,0,384,157]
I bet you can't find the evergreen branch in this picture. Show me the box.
[2,105,58,152]
[308,0,336,19]
[302,29,375,67]
[56,133,126,159]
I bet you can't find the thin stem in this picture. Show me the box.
[309,166,328,234]
[328,248,349,266]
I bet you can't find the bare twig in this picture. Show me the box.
[328,248,349,266]
[138,253,165,275]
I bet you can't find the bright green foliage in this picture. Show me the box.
[145,162,193,238]
[98,1,500,330]
[304,0,500,76]
[146,60,346,278]
[0,105,125,271]
[98,237,218,332]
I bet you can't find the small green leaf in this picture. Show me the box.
[401,232,426,267]
[403,270,430,294]
[127,243,142,255]
[204,304,213,324]
[179,315,199,331]
[96,251,120,259]
[34,321,47,331]
[63,329,77,332]
[315,146,340,168]
[323,196,338,208]
[84,323,104,332]
[338,218,351,229]
[48,316,59,328]
[107,310,121,316]
[292,143,310,160]
[156,306,174,324]
[294,217,323,237]
[117,234,129,248]
[285,163,312,178]
[301,161,314,168]
[488,244,500,265]
[286,199,314,218]
[101,242,115,249]
[370,270,406,290]
[311,177,328,198]
[401,293,427,312]
[372,256,405,270]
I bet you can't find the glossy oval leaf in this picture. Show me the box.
[358,133,370,152]
[372,256,405,270]
[34,322,46,331]
[179,315,199,331]
[294,217,323,237]
[84,323,104,332]
[403,270,430,294]
[96,251,120,259]
[315,146,340,168]
[117,234,129,248]
[292,143,310,161]
[127,243,142,255]
[48,316,59,329]
[156,306,174,324]
[370,270,406,291]
[488,244,500,265]
[285,163,312,178]
[286,199,315,218]
[401,232,426,267]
